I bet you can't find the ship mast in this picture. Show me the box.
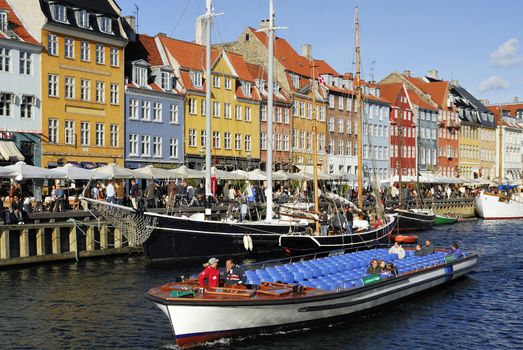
[203,0,213,200]
[311,61,320,233]
[266,0,275,221]
[355,7,363,209]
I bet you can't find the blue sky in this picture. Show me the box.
[119,0,523,104]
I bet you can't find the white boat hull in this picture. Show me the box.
[154,255,476,347]
[475,192,523,219]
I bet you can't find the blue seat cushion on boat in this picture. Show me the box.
[247,276,260,285]
[301,280,315,288]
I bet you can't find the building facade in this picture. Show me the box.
[123,34,184,169]
[13,0,127,168]
[0,0,42,166]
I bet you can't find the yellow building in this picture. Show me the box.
[14,0,127,167]
[459,123,482,179]
[158,35,260,169]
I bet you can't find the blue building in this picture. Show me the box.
[123,33,184,169]
[0,4,42,166]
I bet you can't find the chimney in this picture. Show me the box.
[403,70,411,77]
[124,16,136,32]
[427,69,438,80]
[450,79,460,87]
[301,44,312,60]
[195,17,207,45]
[124,15,137,42]
[259,19,270,30]
[514,96,519,103]
[345,72,354,80]
[480,99,490,106]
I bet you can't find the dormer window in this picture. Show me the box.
[161,71,172,90]
[99,16,113,34]
[190,71,203,88]
[77,9,90,28]
[51,3,68,23]
[291,74,299,89]
[0,11,7,32]
[134,66,147,87]
[273,82,279,92]
[242,82,251,97]
[256,79,265,92]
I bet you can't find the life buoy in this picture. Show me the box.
[393,235,418,244]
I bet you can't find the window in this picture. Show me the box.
[224,132,231,149]
[47,34,58,56]
[212,101,220,117]
[110,84,119,104]
[99,16,113,34]
[160,71,172,90]
[293,130,298,148]
[141,135,150,156]
[276,107,282,123]
[338,118,344,133]
[95,123,105,146]
[110,124,118,147]
[0,11,7,32]
[260,132,267,150]
[338,96,343,110]
[96,81,105,103]
[52,3,67,23]
[319,106,325,121]
[64,38,74,59]
[190,71,203,87]
[328,95,335,108]
[80,41,90,61]
[224,102,231,119]
[0,47,10,72]
[300,131,305,149]
[307,133,312,150]
[245,134,251,152]
[141,101,151,120]
[212,131,221,149]
[242,82,251,97]
[338,140,344,155]
[80,122,90,146]
[200,99,206,115]
[235,133,242,150]
[328,117,334,132]
[19,52,31,75]
[65,120,75,145]
[48,119,58,144]
[284,108,290,124]
[299,102,305,116]
[77,9,90,28]
[153,136,162,157]
[65,77,75,99]
[188,129,196,147]
[283,134,290,151]
[170,104,179,123]
[129,99,139,119]
[134,66,147,86]
[200,130,207,148]
[213,75,220,88]
[261,105,267,121]
[169,138,179,159]
[292,100,298,116]
[188,98,197,115]
[235,105,242,120]
[291,74,299,89]
[245,107,251,121]
[48,74,59,97]
[20,96,34,119]
[80,79,90,101]
[0,93,12,116]
[224,78,231,90]
[96,44,105,64]
[153,102,162,121]
[129,134,138,155]
[110,48,119,67]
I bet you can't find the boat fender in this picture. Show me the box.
[243,235,249,251]
[247,235,253,251]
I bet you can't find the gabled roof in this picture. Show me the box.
[125,34,163,66]
[379,82,404,106]
[245,62,290,103]
[158,34,220,71]
[406,88,437,111]
[225,51,255,83]
[314,59,339,76]
[0,0,40,46]
[487,102,523,118]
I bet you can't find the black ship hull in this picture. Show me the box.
[391,209,435,232]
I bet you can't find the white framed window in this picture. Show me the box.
[153,102,162,121]
[95,123,105,146]
[141,135,150,156]
[276,107,282,123]
[261,105,267,121]
[110,124,118,147]
[235,133,242,150]
[224,78,231,90]
[110,48,119,67]
[134,66,147,86]
[169,138,179,158]
[80,121,90,146]
[190,71,203,87]
[293,100,298,116]
[96,44,105,64]
[170,104,179,123]
[260,132,267,150]
[48,74,59,97]
[51,3,68,23]
[141,101,151,120]
[224,102,231,119]
[20,95,34,119]
[319,106,325,121]
[283,134,290,151]
[0,93,12,117]
[299,102,305,117]
[188,98,197,115]
[300,131,305,149]
[213,101,220,118]
[338,140,344,155]
[242,82,251,97]
[129,134,138,155]
[129,99,138,119]
[80,41,90,61]
[64,38,74,59]
[47,34,58,56]
[65,120,75,145]
[19,52,31,75]
[153,136,162,157]
[284,108,290,124]
[338,96,344,110]
[291,74,299,89]
[48,119,58,143]
[200,99,206,115]
[212,131,221,149]
[235,105,242,120]
[77,9,90,28]
[338,118,344,133]
[96,81,105,103]
[329,95,335,108]
[0,11,7,32]
[276,134,282,151]
[213,75,220,88]
[200,130,207,148]
[293,130,298,148]
[245,107,251,122]
[65,77,75,99]
[80,79,91,101]
[161,71,172,90]
[99,16,113,34]
[188,129,196,147]
[224,132,231,150]
[328,117,334,132]
[110,83,119,104]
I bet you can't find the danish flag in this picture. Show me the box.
[317,75,329,89]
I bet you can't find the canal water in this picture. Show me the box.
[1,219,522,349]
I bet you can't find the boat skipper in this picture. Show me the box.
[224,259,246,286]
[198,258,220,287]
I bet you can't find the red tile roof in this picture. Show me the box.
[314,59,339,76]
[487,102,523,118]
[379,83,404,106]
[409,78,449,109]
[226,51,255,82]
[158,35,220,71]
[245,62,290,103]
[406,88,437,111]
[136,34,163,66]
[0,0,40,46]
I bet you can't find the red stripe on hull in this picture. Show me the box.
[176,331,236,348]
[483,216,523,220]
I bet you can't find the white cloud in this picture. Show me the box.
[490,38,523,67]
[478,75,509,93]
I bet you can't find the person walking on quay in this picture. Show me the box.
[56,184,65,212]
[115,180,125,206]
[129,179,140,209]
[105,180,116,204]
[144,181,156,209]
[198,257,220,288]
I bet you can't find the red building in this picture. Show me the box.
[380,83,417,176]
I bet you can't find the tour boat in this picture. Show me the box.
[392,208,435,232]
[475,191,523,220]
[146,245,477,348]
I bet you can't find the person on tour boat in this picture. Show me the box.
[320,211,329,236]
[198,257,220,288]
[422,239,435,255]
[223,259,246,286]
[382,262,398,277]
[367,259,381,275]
[372,214,383,229]
[345,206,354,234]
[388,241,406,259]
[450,242,463,258]
[414,244,426,256]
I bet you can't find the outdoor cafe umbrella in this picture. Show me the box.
[0,167,16,178]
[247,169,268,181]
[131,165,173,179]
[4,161,63,180]
[229,169,249,180]
[169,165,205,179]
[52,163,111,180]
[273,170,290,181]
[204,166,243,180]
[93,163,134,179]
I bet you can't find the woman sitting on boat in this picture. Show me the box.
[198,257,220,287]
[388,242,406,259]
[450,242,463,259]
[367,259,381,275]
[381,262,398,277]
